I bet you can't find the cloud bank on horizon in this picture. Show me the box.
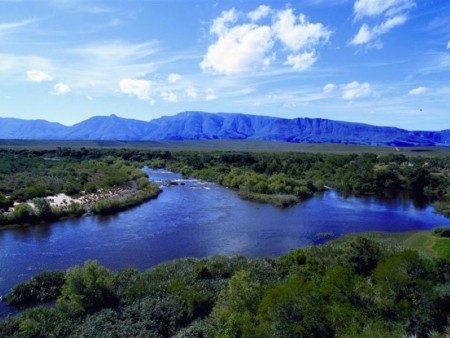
[0,0,449,130]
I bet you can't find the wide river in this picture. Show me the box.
[1,169,449,318]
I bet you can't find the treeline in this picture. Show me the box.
[1,236,449,337]
[1,147,450,223]
[158,151,450,210]
[0,149,161,227]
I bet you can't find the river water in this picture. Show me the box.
[1,169,449,318]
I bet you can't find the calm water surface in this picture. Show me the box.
[1,169,449,318]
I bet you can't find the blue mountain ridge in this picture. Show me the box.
[0,111,449,146]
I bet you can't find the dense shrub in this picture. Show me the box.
[433,226,450,238]
[5,271,65,307]
[2,236,449,337]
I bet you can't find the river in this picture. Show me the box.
[1,169,449,318]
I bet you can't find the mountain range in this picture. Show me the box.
[0,111,449,146]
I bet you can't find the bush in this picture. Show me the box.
[32,198,52,217]
[57,260,117,316]
[5,271,65,307]
[10,203,35,223]
[433,226,450,238]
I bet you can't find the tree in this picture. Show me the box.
[257,276,333,337]
[212,270,261,337]
[57,260,117,316]
[32,198,52,217]
[341,237,383,276]
[0,192,10,209]
[11,203,35,223]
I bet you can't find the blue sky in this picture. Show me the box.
[0,0,449,130]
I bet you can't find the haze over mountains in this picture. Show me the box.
[0,111,449,146]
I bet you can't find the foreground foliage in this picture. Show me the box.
[2,236,449,337]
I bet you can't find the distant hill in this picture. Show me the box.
[0,111,449,146]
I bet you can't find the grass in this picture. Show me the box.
[0,139,450,156]
[334,230,450,259]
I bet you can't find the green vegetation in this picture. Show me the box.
[156,150,450,213]
[1,145,449,227]
[4,271,65,308]
[0,149,161,228]
[1,139,450,157]
[2,235,449,337]
[335,230,450,260]
[433,226,450,238]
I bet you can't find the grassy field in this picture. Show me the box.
[1,139,450,156]
[335,230,450,259]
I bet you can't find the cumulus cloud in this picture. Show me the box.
[248,5,271,22]
[284,52,317,71]
[26,69,52,82]
[351,0,414,47]
[350,15,406,45]
[273,9,331,52]
[168,73,181,83]
[408,86,428,95]
[210,8,238,36]
[50,82,71,95]
[160,90,177,102]
[201,6,330,74]
[200,18,274,74]
[342,81,372,100]
[119,78,151,100]
[323,83,337,93]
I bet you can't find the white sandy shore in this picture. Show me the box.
[8,183,138,212]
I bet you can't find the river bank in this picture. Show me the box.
[0,179,161,230]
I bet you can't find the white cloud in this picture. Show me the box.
[205,89,217,101]
[354,0,415,19]
[50,41,159,94]
[447,41,450,49]
[119,78,151,100]
[284,52,317,71]
[351,24,373,45]
[168,73,182,83]
[201,7,330,74]
[50,82,71,95]
[26,70,52,82]
[160,90,177,102]
[323,83,337,93]
[69,41,158,64]
[342,81,372,100]
[351,0,414,47]
[0,19,36,35]
[201,20,274,74]
[248,5,271,22]
[350,15,406,45]
[0,54,53,80]
[185,87,198,99]
[210,8,238,36]
[408,86,428,95]
[273,9,331,52]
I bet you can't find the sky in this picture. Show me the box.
[0,0,449,130]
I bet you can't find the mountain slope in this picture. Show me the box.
[0,118,68,139]
[0,111,448,146]
[65,114,151,140]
